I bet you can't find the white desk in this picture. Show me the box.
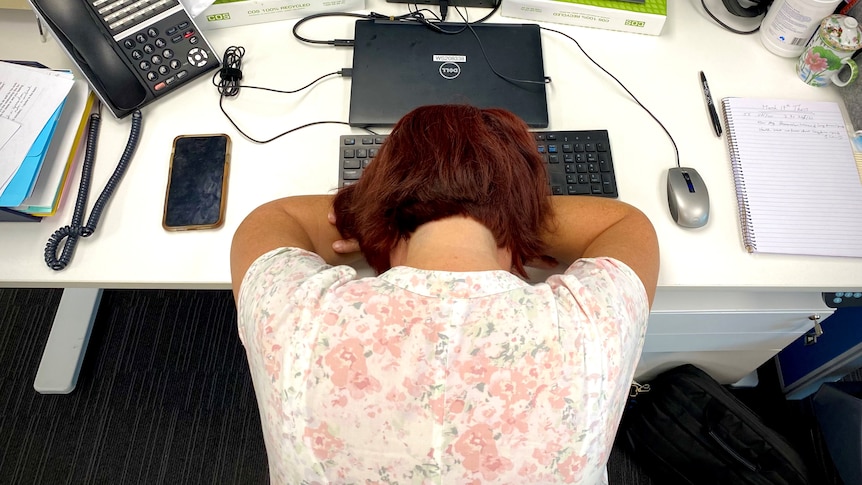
[2,1,860,389]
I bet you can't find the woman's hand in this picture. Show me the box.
[328,211,361,255]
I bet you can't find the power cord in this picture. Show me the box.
[213,46,376,142]
[44,103,143,270]
[291,0,501,46]
[541,26,681,168]
[453,7,550,86]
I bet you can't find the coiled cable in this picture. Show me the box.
[44,108,143,270]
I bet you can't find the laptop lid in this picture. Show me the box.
[349,20,549,127]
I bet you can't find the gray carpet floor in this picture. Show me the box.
[1,288,853,484]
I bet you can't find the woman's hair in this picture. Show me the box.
[333,104,552,277]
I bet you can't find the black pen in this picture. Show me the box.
[700,71,722,137]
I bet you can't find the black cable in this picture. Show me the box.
[454,7,549,86]
[291,0,501,46]
[292,12,377,45]
[213,46,377,142]
[541,26,681,168]
[44,108,143,270]
[467,0,501,24]
[701,0,761,35]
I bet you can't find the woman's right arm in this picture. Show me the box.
[542,197,659,305]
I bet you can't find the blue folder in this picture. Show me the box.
[0,99,66,207]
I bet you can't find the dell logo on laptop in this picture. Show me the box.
[439,62,461,80]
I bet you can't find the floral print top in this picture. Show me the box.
[238,247,649,485]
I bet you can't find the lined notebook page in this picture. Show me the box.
[721,97,862,257]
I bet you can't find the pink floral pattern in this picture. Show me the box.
[238,248,649,484]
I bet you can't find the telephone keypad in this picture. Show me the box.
[118,11,218,97]
[122,13,218,92]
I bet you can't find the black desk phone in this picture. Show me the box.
[29,0,220,118]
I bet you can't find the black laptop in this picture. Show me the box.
[348,20,550,127]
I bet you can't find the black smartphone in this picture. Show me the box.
[163,134,231,231]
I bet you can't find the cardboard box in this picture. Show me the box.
[198,0,365,29]
[501,0,667,36]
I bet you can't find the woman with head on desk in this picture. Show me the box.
[230,105,659,484]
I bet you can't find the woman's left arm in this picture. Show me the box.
[230,195,360,300]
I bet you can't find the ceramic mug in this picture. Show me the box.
[796,15,862,87]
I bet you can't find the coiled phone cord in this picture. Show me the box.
[44,108,143,270]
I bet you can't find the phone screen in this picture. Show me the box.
[163,134,231,230]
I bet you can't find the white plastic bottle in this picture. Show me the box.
[759,0,843,57]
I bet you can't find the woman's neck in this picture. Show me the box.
[390,216,512,272]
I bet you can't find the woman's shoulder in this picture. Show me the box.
[548,256,649,313]
[240,247,358,301]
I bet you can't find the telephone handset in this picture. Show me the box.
[28,0,220,118]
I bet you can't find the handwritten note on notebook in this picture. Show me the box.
[721,97,862,258]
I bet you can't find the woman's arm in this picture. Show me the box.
[543,196,659,305]
[230,195,359,300]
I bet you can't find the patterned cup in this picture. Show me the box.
[796,15,862,87]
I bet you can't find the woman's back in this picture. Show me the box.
[238,247,649,484]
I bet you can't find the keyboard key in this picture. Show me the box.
[343,169,361,180]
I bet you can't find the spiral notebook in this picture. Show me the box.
[721,97,862,258]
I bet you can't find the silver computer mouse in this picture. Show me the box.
[666,167,709,228]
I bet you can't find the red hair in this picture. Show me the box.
[333,105,551,277]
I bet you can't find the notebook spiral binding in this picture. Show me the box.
[721,98,756,253]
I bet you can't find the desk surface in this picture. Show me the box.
[1,0,860,292]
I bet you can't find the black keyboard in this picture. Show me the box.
[338,131,618,197]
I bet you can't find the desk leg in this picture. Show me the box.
[33,288,103,394]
